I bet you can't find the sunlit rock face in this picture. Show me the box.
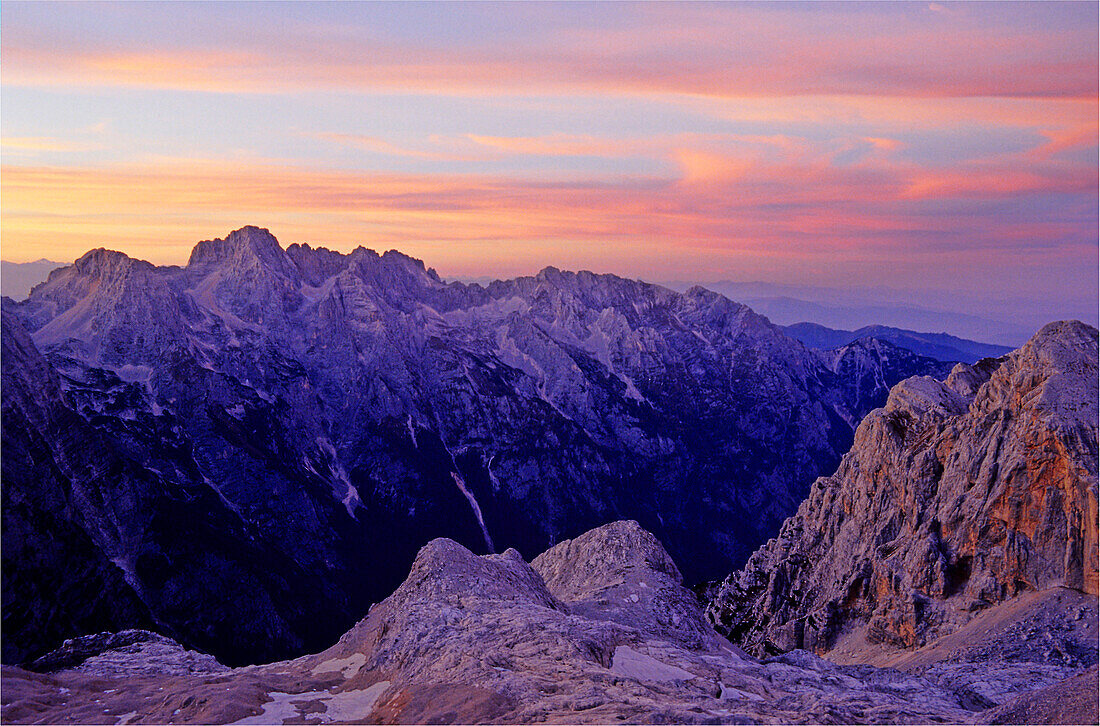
[706,321,1099,657]
[3,226,947,665]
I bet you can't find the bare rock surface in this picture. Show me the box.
[706,321,1099,658]
[30,630,227,678]
[2,522,1006,725]
[982,665,1099,725]
[531,520,727,650]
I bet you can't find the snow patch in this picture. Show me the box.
[311,653,366,678]
[229,680,392,725]
[718,682,763,701]
[451,471,495,553]
[316,437,361,518]
[609,646,695,683]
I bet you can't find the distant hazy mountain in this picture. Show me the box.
[665,281,1038,347]
[1,260,63,301]
[784,322,1012,363]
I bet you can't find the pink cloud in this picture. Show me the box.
[3,5,1095,99]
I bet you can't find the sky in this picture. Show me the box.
[1,1,1097,323]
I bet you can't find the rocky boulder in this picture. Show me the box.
[531,520,727,650]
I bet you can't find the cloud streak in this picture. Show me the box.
[3,3,1096,99]
[3,140,1093,279]
[1,2,1095,308]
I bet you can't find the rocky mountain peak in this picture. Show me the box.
[960,320,1098,435]
[531,521,725,650]
[72,248,142,277]
[532,520,683,597]
[1025,319,1097,359]
[187,226,295,277]
[883,375,968,418]
[394,538,561,611]
[379,249,438,280]
[535,265,564,282]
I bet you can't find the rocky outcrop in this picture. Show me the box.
[9,521,1095,724]
[29,630,226,677]
[2,227,947,665]
[2,521,1003,725]
[531,520,727,651]
[706,321,1099,657]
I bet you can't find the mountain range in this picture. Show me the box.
[783,322,1012,363]
[675,280,1084,348]
[1,259,64,301]
[2,226,950,666]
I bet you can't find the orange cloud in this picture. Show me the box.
[1030,123,1100,158]
[901,163,1097,200]
[1,136,103,153]
[3,146,1093,274]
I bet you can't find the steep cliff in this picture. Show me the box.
[706,321,1099,657]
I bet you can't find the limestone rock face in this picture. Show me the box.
[706,321,1099,657]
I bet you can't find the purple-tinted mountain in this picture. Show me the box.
[815,338,957,425]
[3,226,947,666]
[0,259,64,301]
[784,322,1012,363]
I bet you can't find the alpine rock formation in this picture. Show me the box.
[0,521,1049,724]
[2,226,950,666]
[5,520,1095,724]
[706,321,1099,661]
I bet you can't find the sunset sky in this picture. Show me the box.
[2,1,1097,320]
